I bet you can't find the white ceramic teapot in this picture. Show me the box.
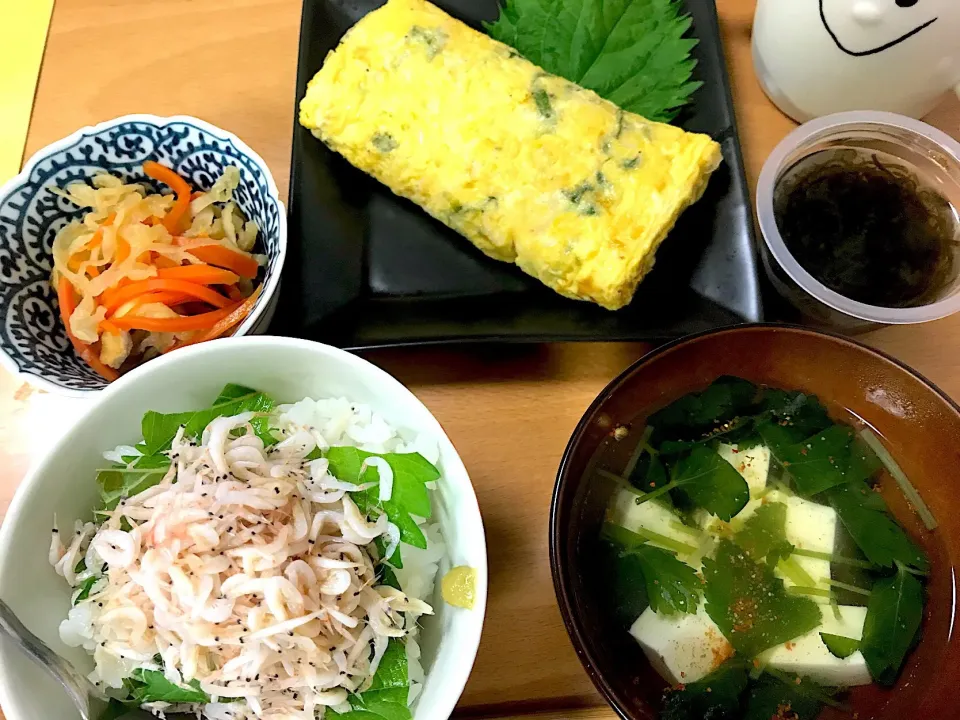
[753,0,960,122]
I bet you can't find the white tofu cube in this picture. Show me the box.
[629,604,734,685]
[718,443,770,497]
[733,490,836,599]
[764,605,872,686]
[782,492,836,597]
[780,491,837,556]
[607,488,698,552]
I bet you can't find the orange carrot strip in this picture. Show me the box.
[155,265,239,285]
[67,216,111,270]
[153,255,180,269]
[57,277,118,381]
[99,319,121,335]
[97,277,132,307]
[198,286,261,341]
[113,291,195,317]
[180,243,260,279]
[143,161,192,233]
[86,213,115,252]
[115,238,130,264]
[168,286,261,351]
[111,306,234,332]
[224,284,244,302]
[103,279,231,314]
[68,211,115,262]
[72,338,120,381]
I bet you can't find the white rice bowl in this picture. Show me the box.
[0,337,487,720]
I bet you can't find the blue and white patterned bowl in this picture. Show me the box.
[0,114,286,396]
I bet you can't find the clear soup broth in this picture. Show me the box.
[580,380,949,720]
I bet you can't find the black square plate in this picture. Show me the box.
[279,0,763,347]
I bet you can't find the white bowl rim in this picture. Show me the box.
[0,335,487,720]
[0,114,288,398]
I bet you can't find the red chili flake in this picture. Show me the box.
[774,703,798,720]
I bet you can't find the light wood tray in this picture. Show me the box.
[367,345,648,719]
[6,0,960,718]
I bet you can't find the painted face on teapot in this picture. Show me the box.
[820,0,939,56]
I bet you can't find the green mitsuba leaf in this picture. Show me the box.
[96,453,171,510]
[754,389,833,454]
[860,562,925,685]
[649,376,759,444]
[368,638,409,692]
[703,540,822,658]
[73,575,100,605]
[140,410,193,457]
[211,383,278,446]
[98,699,135,720]
[327,711,384,720]
[374,535,403,569]
[620,543,701,615]
[377,564,402,591]
[125,668,209,704]
[733,502,792,567]
[642,378,834,462]
[669,446,749,521]
[349,689,412,720]
[599,540,651,628]
[824,482,928,572]
[743,674,823,720]
[140,383,276,455]
[779,425,881,496]
[486,0,703,123]
[629,452,669,492]
[659,657,749,720]
[325,447,438,549]
[331,640,412,720]
[820,632,860,659]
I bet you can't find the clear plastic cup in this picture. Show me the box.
[756,111,960,331]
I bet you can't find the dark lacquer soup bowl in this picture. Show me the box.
[550,325,959,720]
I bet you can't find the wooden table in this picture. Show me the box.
[3,1,959,718]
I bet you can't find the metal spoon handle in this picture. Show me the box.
[0,598,97,720]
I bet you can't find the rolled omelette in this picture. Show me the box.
[299,0,722,311]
